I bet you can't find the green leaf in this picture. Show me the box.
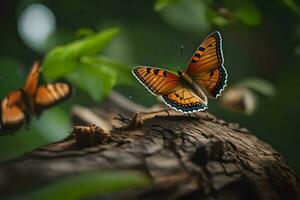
[83,56,134,85]
[29,171,149,200]
[240,78,276,97]
[158,0,210,32]
[42,27,120,81]
[235,1,261,26]
[0,127,46,161]
[75,28,95,38]
[207,10,231,27]
[0,108,71,161]
[33,107,71,141]
[67,59,117,101]
[154,0,182,11]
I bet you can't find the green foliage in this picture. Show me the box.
[42,27,133,101]
[43,27,120,80]
[33,107,71,141]
[158,0,210,33]
[280,0,300,16]
[28,171,149,200]
[156,0,262,27]
[154,0,182,11]
[0,57,23,97]
[75,28,95,38]
[0,127,46,161]
[81,56,133,86]
[0,107,70,161]
[234,1,261,26]
[207,11,230,27]
[67,58,116,101]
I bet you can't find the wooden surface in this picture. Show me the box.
[0,92,299,199]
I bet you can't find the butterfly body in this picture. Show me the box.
[176,70,208,103]
[133,31,227,113]
[0,62,72,133]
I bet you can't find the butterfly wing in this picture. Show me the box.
[0,90,30,132]
[195,66,227,98]
[0,62,40,132]
[23,62,39,97]
[185,31,227,98]
[34,82,72,116]
[132,66,181,95]
[162,89,207,113]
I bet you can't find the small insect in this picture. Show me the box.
[0,62,72,132]
[72,124,111,147]
[132,31,228,113]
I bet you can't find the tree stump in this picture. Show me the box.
[0,92,299,200]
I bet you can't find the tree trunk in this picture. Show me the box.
[0,92,299,200]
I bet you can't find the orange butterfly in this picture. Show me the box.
[132,31,227,113]
[0,62,72,132]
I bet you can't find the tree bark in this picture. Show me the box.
[0,92,299,200]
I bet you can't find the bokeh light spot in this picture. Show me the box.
[18,3,56,53]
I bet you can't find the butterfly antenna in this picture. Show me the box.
[180,44,184,71]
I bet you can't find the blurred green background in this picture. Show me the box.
[0,0,299,196]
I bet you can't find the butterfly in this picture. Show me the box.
[0,62,72,132]
[132,31,228,113]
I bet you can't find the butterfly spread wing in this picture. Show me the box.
[186,31,227,98]
[0,91,29,131]
[34,82,72,115]
[0,62,39,132]
[132,66,180,95]
[132,66,207,113]
[23,62,39,97]
[1,62,72,132]
[162,89,207,113]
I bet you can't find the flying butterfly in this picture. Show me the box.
[0,62,72,132]
[132,31,228,113]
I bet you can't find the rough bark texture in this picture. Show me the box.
[0,92,299,199]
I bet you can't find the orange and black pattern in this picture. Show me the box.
[0,62,72,133]
[0,91,28,131]
[23,62,39,97]
[35,82,72,116]
[132,31,227,113]
[162,89,207,112]
[186,31,227,98]
[195,66,227,98]
[132,66,180,95]
[186,31,223,75]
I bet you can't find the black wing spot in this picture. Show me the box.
[154,69,159,75]
[194,53,201,58]
[163,71,167,76]
[198,47,205,51]
[175,93,181,99]
[210,71,214,77]
[146,68,151,74]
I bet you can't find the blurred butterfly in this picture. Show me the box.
[132,31,227,113]
[0,62,72,132]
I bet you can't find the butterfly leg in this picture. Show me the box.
[119,109,184,129]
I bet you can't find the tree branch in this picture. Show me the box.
[0,93,299,199]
